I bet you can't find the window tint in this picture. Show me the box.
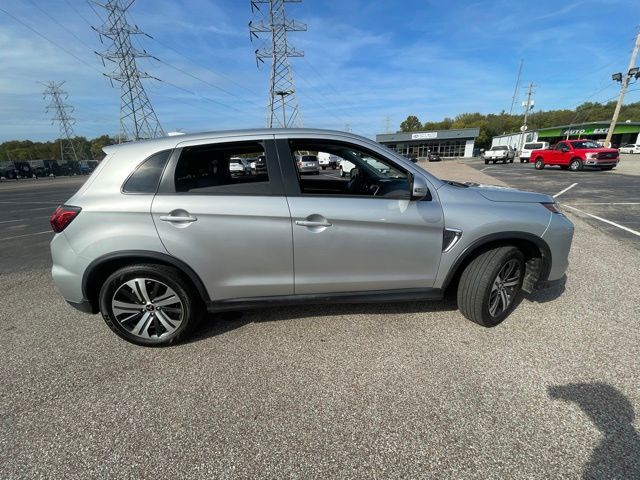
[524,143,543,149]
[173,141,270,194]
[290,140,411,199]
[123,150,171,193]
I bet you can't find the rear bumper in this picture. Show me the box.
[50,232,91,305]
[67,299,96,314]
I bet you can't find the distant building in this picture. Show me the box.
[376,127,480,158]
[492,121,640,150]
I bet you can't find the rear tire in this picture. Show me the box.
[484,159,489,165]
[457,246,525,327]
[534,157,544,170]
[99,264,202,347]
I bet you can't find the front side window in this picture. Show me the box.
[173,141,270,194]
[289,140,411,198]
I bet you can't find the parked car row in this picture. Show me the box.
[0,159,99,180]
[483,139,625,172]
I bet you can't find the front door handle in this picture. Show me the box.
[295,220,332,227]
[160,215,197,223]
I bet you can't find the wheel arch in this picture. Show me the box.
[442,232,552,294]
[82,250,210,314]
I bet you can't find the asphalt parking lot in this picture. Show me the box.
[467,154,640,250]
[1,165,639,478]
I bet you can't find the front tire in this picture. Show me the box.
[340,167,345,177]
[457,246,525,327]
[569,158,583,171]
[99,264,201,346]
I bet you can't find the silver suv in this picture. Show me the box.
[50,129,574,346]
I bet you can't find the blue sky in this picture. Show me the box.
[1,0,639,142]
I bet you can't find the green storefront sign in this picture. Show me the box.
[538,124,640,138]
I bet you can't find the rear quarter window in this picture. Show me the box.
[122,150,171,194]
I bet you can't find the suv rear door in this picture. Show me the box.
[151,136,293,301]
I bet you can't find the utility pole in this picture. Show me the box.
[93,0,164,141]
[518,83,535,154]
[250,0,306,128]
[42,81,80,162]
[509,59,523,115]
[604,32,640,148]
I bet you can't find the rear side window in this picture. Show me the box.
[123,150,171,193]
[173,141,271,195]
[524,143,542,149]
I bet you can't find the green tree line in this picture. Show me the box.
[0,135,118,162]
[400,100,640,149]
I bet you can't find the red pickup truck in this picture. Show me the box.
[531,140,619,171]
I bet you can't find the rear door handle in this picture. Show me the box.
[160,215,197,223]
[295,220,332,227]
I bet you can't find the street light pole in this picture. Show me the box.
[604,32,640,148]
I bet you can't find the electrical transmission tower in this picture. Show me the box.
[93,0,164,141]
[42,81,80,162]
[249,0,306,128]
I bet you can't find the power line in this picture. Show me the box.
[93,0,164,141]
[0,6,102,74]
[250,0,306,128]
[25,0,94,52]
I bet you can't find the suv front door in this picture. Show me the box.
[152,137,293,301]
[276,136,444,295]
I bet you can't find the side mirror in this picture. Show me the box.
[411,174,429,201]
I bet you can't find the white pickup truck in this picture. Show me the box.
[483,146,515,164]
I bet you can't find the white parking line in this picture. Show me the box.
[569,202,640,205]
[0,201,61,204]
[563,205,640,237]
[0,230,52,241]
[553,183,578,198]
[0,216,50,224]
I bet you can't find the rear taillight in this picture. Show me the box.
[50,205,81,233]
[542,202,561,214]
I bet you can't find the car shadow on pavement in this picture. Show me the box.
[548,382,640,479]
[188,298,459,343]
[524,275,566,304]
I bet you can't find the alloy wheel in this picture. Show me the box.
[111,278,184,340]
[488,259,522,317]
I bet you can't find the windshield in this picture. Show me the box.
[571,141,601,149]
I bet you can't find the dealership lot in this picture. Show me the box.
[469,154,640,249]
[1,166,639,478]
